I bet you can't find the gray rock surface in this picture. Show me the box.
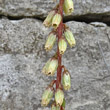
[0,18,110,110]
[0,18,48,54]
[0,0,110,22]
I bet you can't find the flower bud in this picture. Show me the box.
[63,0,74,15]
[52,13,62,29]
[41,86,54,106]
[62,70,71,90]
[43,10,56,27]
[45,33,56,51]
[47,58,58,76]
[58,38,67,55]
[64,29,76,48]
[55,89,64,106]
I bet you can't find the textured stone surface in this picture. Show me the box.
[0,0,56,18]
[0,19,110,110]
[0,18,48,54]
[0,0,110,22]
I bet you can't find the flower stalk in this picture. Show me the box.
[56,0,64,89]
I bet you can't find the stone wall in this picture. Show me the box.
[0,0,110,110]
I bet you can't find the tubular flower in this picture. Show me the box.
[58,38,67,55]
[47,58,58,76]
[45,32,56,51]
[52,13,62,29]
[43,10,56,27]
[55,89,64,106]
[63,0,74,15]
[64,29,76,47]
[41,86,54,106]
[42,57,58,76]
[62,70,71,90]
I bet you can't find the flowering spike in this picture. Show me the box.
[42,0,75,108]
[62,70,71,90]
[55,89,64,106]
[63,0,74,15]
[41,86,54,106]
[45,32,56,51]
[43,10,56,27]
[58,38,67,55]
[64,29,76,47]
[52,13,62,29]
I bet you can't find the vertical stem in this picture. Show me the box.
[56,0,64,89]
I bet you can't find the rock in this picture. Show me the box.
[90,22,107,27]
[0,0,110,23]
[0,18,49,55]
[0,54,49,110]
[0,18,110,110]
[0,0,56,18]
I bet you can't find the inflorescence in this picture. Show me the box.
[41,0,75,109]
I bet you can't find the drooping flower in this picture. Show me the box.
[55,89,64,106]
[62,70,71,90]
[64,29,76,47]
[41,86,54,106]
[45,32,56,51]
[63,0,74,15]
[43,10,56,27]
[58,38,67,55]
[52,13,62,29]
[42,57,58,76]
